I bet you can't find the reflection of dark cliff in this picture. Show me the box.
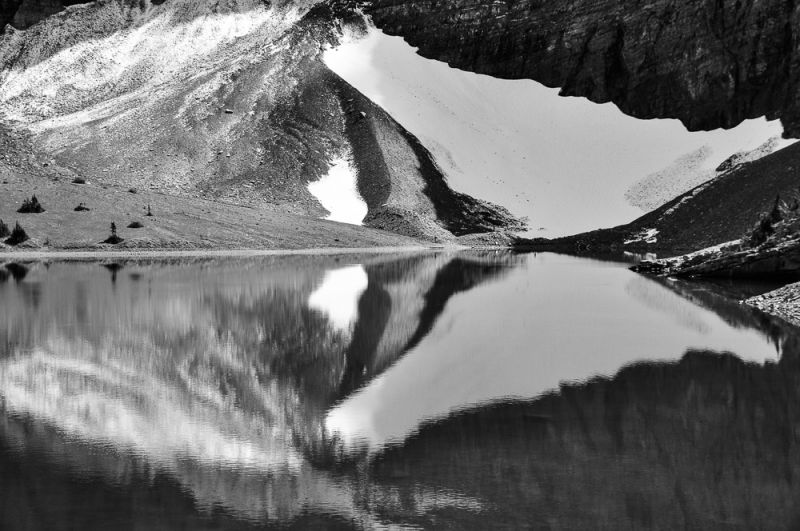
[363,349,800,529]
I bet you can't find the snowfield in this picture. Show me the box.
[325,24,795,237]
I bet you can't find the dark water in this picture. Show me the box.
[1,252,800,530]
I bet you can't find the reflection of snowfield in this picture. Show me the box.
[326,254,780,452]
[325,25,795,237]
[308,265,369,331]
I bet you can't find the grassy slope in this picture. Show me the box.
[0,157,423,252]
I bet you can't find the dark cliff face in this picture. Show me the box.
[0,0,90,30]
[368,0,800,136]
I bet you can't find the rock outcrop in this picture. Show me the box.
[0,0,88,30]
[367,0,800,136]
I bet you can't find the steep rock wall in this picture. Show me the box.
[367,0,800,136]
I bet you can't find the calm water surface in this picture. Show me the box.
[1,252,800,529]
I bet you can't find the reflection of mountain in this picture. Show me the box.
[366,349,800,529]
[0,252,515,527]
[334,255,516,404]
[3,252,795,529]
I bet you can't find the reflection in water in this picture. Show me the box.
[0,252,799,529]
[308,265,369,333]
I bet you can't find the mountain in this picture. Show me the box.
[324,23,792,238]
[0,252,517,526]
[1,0,799,247]
[0,0,522,245]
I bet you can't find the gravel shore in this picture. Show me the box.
[746,282,800,327]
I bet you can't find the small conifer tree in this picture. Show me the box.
[102,222,124,245]
[6,222,29,246]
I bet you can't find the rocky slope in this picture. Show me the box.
[0,0,522,243]
[368,0,800,137]
[625,183,800,279]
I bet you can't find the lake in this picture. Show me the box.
[1,251,800,529]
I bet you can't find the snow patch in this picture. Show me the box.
[307,154,368,225]
[324,24,792,237]
[308,265,369,332]
[659,239,743,269]
[624,228,660,245]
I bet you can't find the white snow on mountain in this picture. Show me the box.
[325,25,795,237]
[307,154,368,225]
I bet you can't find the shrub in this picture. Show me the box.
[0,219,9,238]
[74,203,90,212]
[6,222,29,246]
[128,221,144,229]
[17,195,45,214]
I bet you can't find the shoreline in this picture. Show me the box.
[745,282,800,329]
[0,244,461,261]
